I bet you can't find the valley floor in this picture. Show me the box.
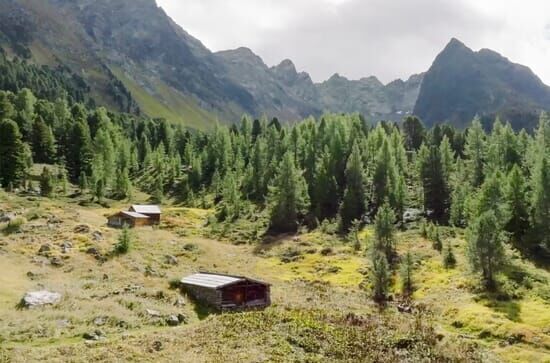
[0,192,548,362]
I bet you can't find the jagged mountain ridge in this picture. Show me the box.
[0,0,549,129]
[414,38,550,130]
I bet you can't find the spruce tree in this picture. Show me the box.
[371,251,390,303]
[418,144,450,223]
[443,241,457,269]
[0,119,28,188]
[339,142,366,232]
[79,171,88,193]
[313,149,339,221]
[467,211,506,289]
[464,119,486,188]
[268,152,310,233]
[39,167,54,197]
[400,251,414,297]
[505,165,529,241]
[530,155,550,251]
[374,202,396,261]
[31,116,56,163]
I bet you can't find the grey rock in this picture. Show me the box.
[50,256,64,267]
[146,309,161,318]
[22,290,62,308]
[173,297,186,307]
[177,313,188,324]
[74,224,91,234]
[93,316,108,326]
[403,208,423,223]
[83,330,105,341]
[164,255,178,266]
[166,315,180,326]
[92,231,103,241]
[38,244,51,256]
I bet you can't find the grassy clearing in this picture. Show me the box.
[0,192,548,362]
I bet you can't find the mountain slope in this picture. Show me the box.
[414,38,550,129]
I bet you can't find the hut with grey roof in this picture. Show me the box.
[180,272,271,310]
[129,205,161,224]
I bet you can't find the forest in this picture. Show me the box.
[0,54,550,299]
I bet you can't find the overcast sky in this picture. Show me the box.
[157,0,550,84]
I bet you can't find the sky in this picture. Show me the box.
[157,0,550,85]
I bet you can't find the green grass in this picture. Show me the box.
[110,67,219,130]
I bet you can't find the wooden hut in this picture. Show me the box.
[180,272,271,310]
[107,211,150,228]
[129,205,161,224]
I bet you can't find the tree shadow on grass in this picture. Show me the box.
[253,233,293,256]
[485,299,522,322]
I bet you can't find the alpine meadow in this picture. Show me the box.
[0,1,549,362]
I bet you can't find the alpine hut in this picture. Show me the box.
[107,211,150,228]
[129,205,161,225]
[180,272,271,310]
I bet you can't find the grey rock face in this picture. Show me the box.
[22,290,62,308]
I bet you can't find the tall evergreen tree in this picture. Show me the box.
[464,119,486,188]
[0,119,28,187]
[504,165,529,241]
[467,211,507,289]
[339,142,366,232]
[267,152,310,233]
[31,115,56,163]
[418,144,450,222]
[373,202,396,261]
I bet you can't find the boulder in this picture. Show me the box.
[146,309,161,318]
[74,224,91,234]
[50,256,65,267]
[91,231,103,241]
[83,330,105,341]
[38,244,51,256]
[164,255,178,266]
[86,247,100,256]
[60,241,72,253]
[166,315,180,326]
[403,208,423,223]
[177,313,188,324]
[93,316,108,326]
[22,290,62,308]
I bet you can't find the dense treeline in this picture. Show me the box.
[0,82,549,289]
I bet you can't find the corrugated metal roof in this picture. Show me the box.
[130,205,161,214]
[181,273,245,289]
[121,211,150,219]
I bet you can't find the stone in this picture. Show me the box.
[164,255,178,266]
[50,256,65,267]
[94,316,108,326]
[152,341,163,352]
[60,241,72,254]
[83,330,105,341]
[74,224,91,234]
[166,315,180,326]
[403,208,423,223]
[173,297,186,307]
[146,309,161,318]
[91,231,103,241]
[38,244,51,256]
[22,290,62,308]
[86,247,100,256]
[177,313,188,324]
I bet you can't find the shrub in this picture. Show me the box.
[114,227,132,255]
[443,242,457,269]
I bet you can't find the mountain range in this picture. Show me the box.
[1,0,549,130]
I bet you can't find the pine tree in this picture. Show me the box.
[418,144,450,223]
[373,202,396,261]
[371,251,390,303]
[339,142,366,232]
[31,116,56,163]
[402,116,425,151]
[530,155,550,250]
[313,149,339,221]
[505,165,529,240]
[268,152,310,233]
[39,167,54,197]
[443,241,457,269]
[216,172,242,222]
[467,211,506,289]
[0,119,28,188]
[431,226,443,252]
[400,251,414,297]
[67,120,93,181]
[114,226,132,255]
[79,171,88,193]
[464,119,486,188]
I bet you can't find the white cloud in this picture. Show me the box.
[157,0,550,84]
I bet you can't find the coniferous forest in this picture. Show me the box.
[1,54,550,293]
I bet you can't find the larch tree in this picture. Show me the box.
[339,142,366,232]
